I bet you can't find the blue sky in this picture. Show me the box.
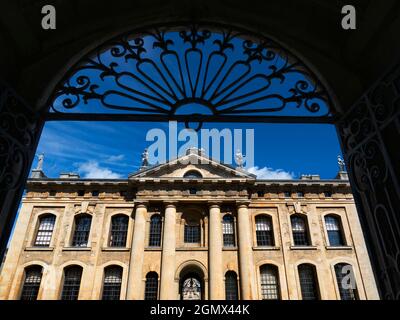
[31,120,343,180]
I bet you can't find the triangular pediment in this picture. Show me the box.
[129,150,255,180]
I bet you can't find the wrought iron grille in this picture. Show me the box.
[291,215,310,246]
[102,266,123,300]
[47,23,333,128]
[20,266,43,300]
[72,215,92,247]
[149,215,162,247]
[144,272,159,300]
[181,277,202,300]
[222,215,235,247]
[325,215,345,246]
[255,215,274,246]
[260,265,280,300]
[34,214,56,247]
[109,215,129,247]
[298,264,319,300]
[225,271,239,300]
[61,266,83,300]
[334,264,359,300]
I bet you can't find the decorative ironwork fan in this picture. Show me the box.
[47,23,333,128]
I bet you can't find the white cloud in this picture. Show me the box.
[106,154,125,162]
[247,166,294,180]
[78,161,122,179]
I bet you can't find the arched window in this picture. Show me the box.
[34,214,56,247]
[149,215,162,247]
[61,266,83,300]
[109,215,129,247]
[255,215,274,246]
[222,215,235,247]
[260,265,280,300]
[183,213,201,244]
[144,272,159,300]
[225,271,239,300]
[298,264,319,300]
[334,263,359,300]
[183,170,202,179]
[102,266,123,300]
[325,215,345,246]
[72,214,92,247]
[291,215,310,246]
[20,265,43,300]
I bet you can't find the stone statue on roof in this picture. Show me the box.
[235,149,244,168]
[338,155,346,172]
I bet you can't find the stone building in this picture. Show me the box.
[0,148,379,300]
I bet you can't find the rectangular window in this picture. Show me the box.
[184,225,200,243]
[34,215,56,247]
[72,216,92,247]
[102,267,122,300]
[61,267,82,300]
[255,216,274,246]
[260,266,280,300]
[20,267,42,300]
[298,265,319,300]
[144,274,159,300]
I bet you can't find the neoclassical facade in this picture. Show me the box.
[0,149,379,300]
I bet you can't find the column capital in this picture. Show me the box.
[208,202,221,209]
[134,201,149,208]
[236,201,251,209]
[163,201,178,209]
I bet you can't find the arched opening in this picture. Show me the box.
[1,12,398,300]
[183,170,203,179]
[179,265,205,300]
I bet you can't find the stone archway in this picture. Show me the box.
[179,264,206,300]
[1,1,400,300]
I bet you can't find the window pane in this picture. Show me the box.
[20,266,42,300]
[149,215,162,247]
[260,265,280,300]
[109,215,128,247]
[72,215,92,247]
[325,216,344,246]
[144,272,158,300]
[225,272,238,300]
[298,264,319,300]
[222,216,235,247]
[102,267,122,300]
[335,264,358,300]
[61,267,82,300]
[256,216,274,246]
[34,215,56,247]
[291,216,309,246]
[184,225,200,243]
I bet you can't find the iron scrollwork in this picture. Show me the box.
[338,63,400,300]
[48,23,333,127]
[0,82,44,260]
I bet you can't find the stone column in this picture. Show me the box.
[160,203,177,300]
[126,203,147,299]
[237,203,257,299]
[208,203,224,300]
